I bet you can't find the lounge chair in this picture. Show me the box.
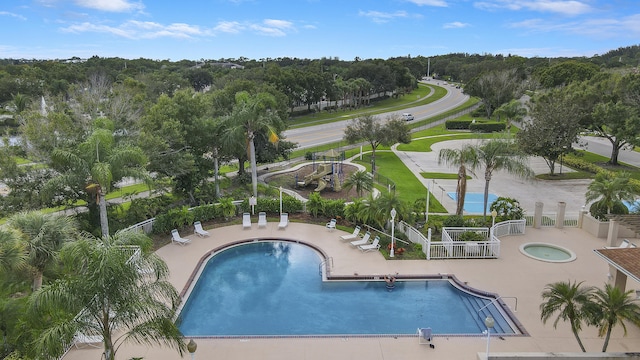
[242,213,251,229]
[606,239,631,249]
[171,229,191,246]
[358,236,380,252]
[418,327,435,348]
[73,332,103,349]
[340,226,361,241]
[193,221,210,237]
[326,218,337,231]
[350,232,371,247]
[258,212,267,228]
[278,213,289,229]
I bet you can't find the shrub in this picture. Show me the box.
[459,231,486,241]
[469,122,506,133]
[442,215,466,227]
[589,201,629,221]
[190,203,221,222]
[489,197,524,221]
[323,199,345,219]
[152,206,194,234]
[445,119,473,130]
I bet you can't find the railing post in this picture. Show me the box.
[534,202,543,229]
[426,227,431,260]
[555,202,566,229]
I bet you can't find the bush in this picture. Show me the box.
[152,206,194,234]
[442,215,466,227]
[323,199,345,219]
[489,197,524,221]
[589,201,629,221]
[445,119,473,130]
[459,231,487,241]
[469,122,506,133]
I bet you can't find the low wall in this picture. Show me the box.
[477,352,640,360]
[581,214,638,239]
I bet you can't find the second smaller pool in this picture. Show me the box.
[519,243,576,263]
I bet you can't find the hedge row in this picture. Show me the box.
[152,196,305,234]
[445,119,506,132]
[563,155,640,190]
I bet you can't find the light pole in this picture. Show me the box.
[484,315,494,359]
[490,209,498,239]
[279,186,283,214]
[187,339,198,360]
[390,207,397,258]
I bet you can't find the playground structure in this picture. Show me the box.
[296,149,344,192]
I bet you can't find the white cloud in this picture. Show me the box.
[263,19,294,29]
[405,0,448,7]
[250,19,296,36]
[508,13,640,38]
[474,0,592,16]
[359,10,409,24]
[0,11,27,20]
[214,21,244,34]
[61,20,210,39]
[443,21,470,29]
[73,0,144,12]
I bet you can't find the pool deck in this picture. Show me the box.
[63,223,640,360]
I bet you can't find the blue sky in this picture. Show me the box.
[1,0,639,61]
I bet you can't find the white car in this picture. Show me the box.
[402,113,414,121]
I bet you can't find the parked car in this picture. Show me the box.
[402,113,414,121]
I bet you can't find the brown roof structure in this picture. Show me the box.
[593,247,640,283]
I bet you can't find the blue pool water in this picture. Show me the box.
[448,192,498,214]
[623,200,639,212]
[178,241,516,337]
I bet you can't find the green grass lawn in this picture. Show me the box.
[288,83,444,128]
[421,172,471,180]
[568,150,640,180]
[353,151,447,212]
[536,171,594,180]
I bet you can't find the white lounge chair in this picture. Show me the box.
[418,327,435,348]
[73,332,103,349]
[258,212,267,228]
[350,232,371,247]
[278,213,289,229]
[171,229,191,246]
[242,213,251,229]
[358,237,380,252]
[606,239,631,249]
[340,226,360,241]
[193,221,210,237]
[326,218,337,231]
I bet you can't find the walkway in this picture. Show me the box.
[63,223,640,360]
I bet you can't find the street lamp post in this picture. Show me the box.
[490,209,498,239]
[484,315,494,359]
[279,186,283,214]
[390,207,397,258]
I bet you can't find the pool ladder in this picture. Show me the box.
[318,257,333,276]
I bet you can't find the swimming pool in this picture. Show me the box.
[447,192,498,214]
[177,240,520,337]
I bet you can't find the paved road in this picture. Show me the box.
[577,136,640,167]
[285,80,469,149]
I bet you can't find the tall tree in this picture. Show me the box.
[7,211,77,290]
[464,68,524,118]
[586,283,640,352]
[584,172,637,216]
[344,114,410,174]
[46,126,150,237]
[222,91,283,198]
[540,280,593,352]
[467,139,534,218]
[438,146,479,216]
[517,89,581,175]
[29,230,186,360]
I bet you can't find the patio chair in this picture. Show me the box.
[358,236,380,253]
[417,327,435,348]
[242,213,251,229]
[605,239,631,249]
[258,212,267,228]
[340,226,361,241]
[171,229,191,246]
[193,221,210,237]
[278,213,289,229]
[350,232,371,247]
[326,218,337,231]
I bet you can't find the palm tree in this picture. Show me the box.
[494,99,527,132]
[342,170,373,198]
[585,172,637,215]
[7,211,77,290]
[222,91,282,199]
[0,228,26,274]
[370,191,405,229]
[470,139,534,218]
[46,127,150,237]
[344,197,367,224]
[540,280,594,352]
[438,146,479,216]
[29,230,186,360]
[586,283,640,352]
